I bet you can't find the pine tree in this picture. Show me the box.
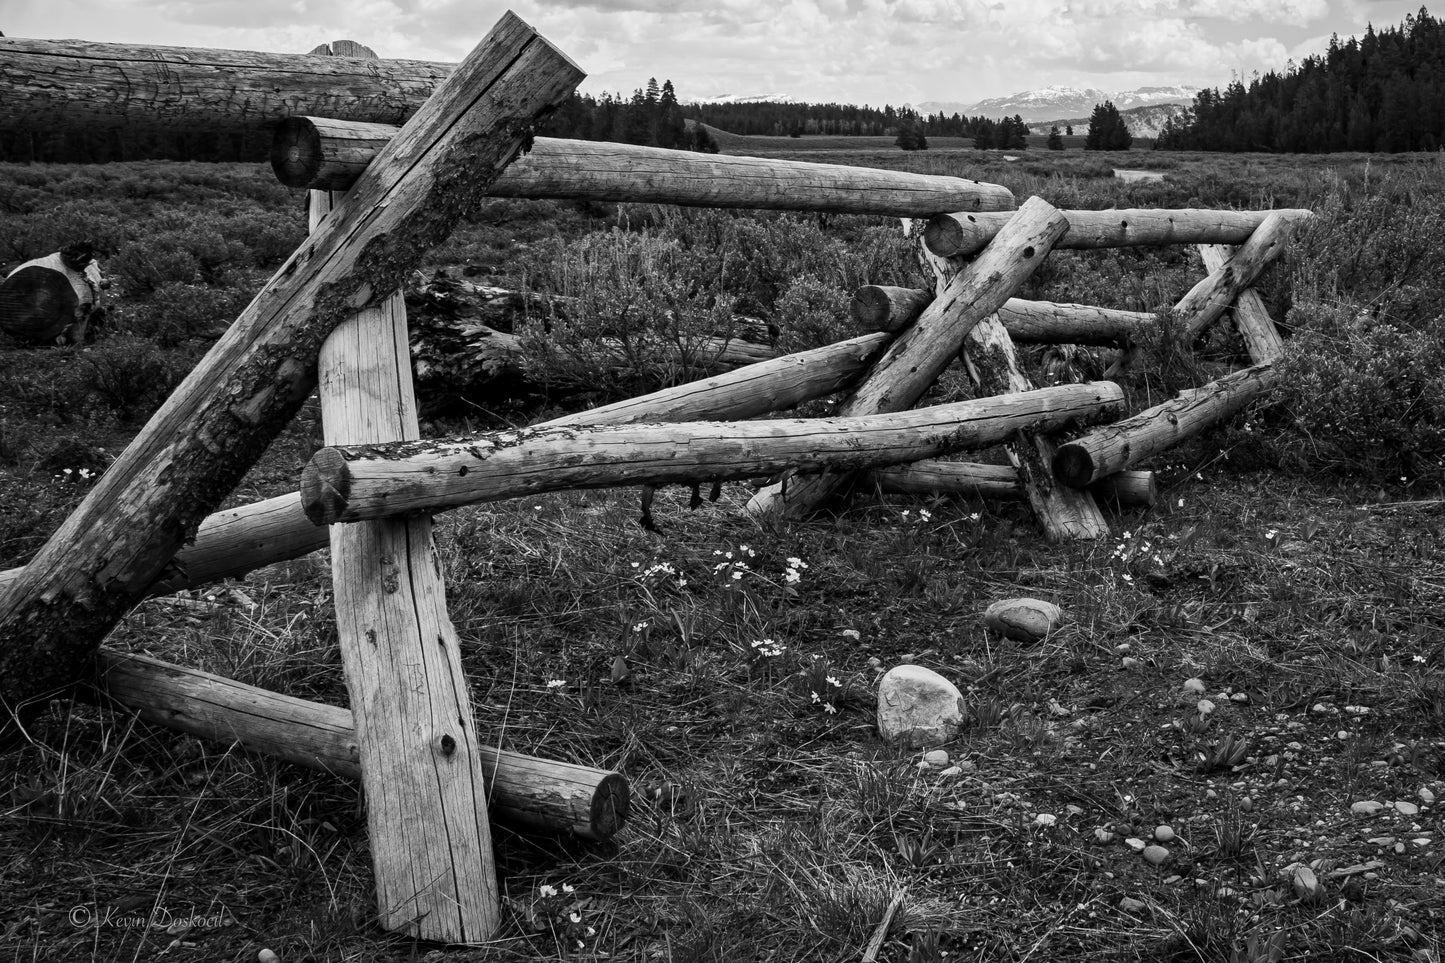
[1084,101,1133,150]
[895,117,928,150]
[1047,125,1064,150]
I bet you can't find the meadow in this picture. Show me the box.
[1,143,1443,963]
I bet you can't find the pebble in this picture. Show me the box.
[1143,845,1170,866]
[1395,800,1420,816]
[1163,874,1183,885]
[938,765,964,778]
[923,749,950,768]
[1154,825,1176,843]
[1351,800,1385,815]
[1420,788,1436,805]
[1118,896,1147,913]
[1239,796,1254,812]
[1368,836,1397,846]
[1095,828,1116,844]
[982,597,1065,642]
[1125,837,1147,853]
[1205,789,1217,799]
[1183,678,1206,695]
[877,665,966,748]
[1230,692,1250,703]
[258,952,280,963]
[1414,837,1433,847]
[1196,699,1216,716]
[1121,657,1141,670]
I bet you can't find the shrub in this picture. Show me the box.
[74,335,191,420]
[125,281,246,346]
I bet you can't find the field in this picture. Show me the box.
[697,125,1119,154]
[2,145,1445,963]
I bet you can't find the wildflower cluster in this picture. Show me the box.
[750,638,787,659]
[803,656,845,715]
[1108,529,1166,585]
[521,882,595,952]
[630,558,688,590]
[712,544,757,584]
[54,467,97,483]
[782,555,809,585]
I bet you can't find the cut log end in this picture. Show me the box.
[923,212,984,258]
[591,772,632,838]
[269,118,325,189]
[301,447,352,524]
[849,285,931,332]
[1051,444,1099,489]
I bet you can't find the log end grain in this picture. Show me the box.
[270,118,324,189]
[923,212,984,258]
[590,771,632,839]
[301,447,352,525]
[1051,444,1098,489]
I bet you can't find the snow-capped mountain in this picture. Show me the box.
[683,93,794,105]
[914,84,1199,123]
[1025,103,1191,139]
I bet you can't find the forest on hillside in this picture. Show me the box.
[1157,6,1445,152]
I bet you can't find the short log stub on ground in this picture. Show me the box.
[983,597,1065,642]
[877,665,966,748]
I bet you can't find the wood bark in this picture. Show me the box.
[1052,362,1279,488]
[1173,211,1304,338]
[924,208,1314,258]
[862,462,1157,507]
[0,13,585,738]
[747,196,1072,520]
[92,649,629,839]
[916,222,1109,541]
[270,119,1017,215]
[309,58,498,937]
[850,285,1154,345]
[1197,244,1286,362]
[301,383,1125,525]
[0,333,891,599]
[0,37,450,135]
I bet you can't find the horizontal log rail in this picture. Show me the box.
[850,284,1155,344]
[302,383,1125,525]
[274,120,1016,215]
[865,462,1158,507]
[924,208,1313,258]
[93,649,629,839]
[1052,362,1279,488]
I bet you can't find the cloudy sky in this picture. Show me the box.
[3,0,1429,106]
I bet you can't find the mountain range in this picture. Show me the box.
[913,85,1200,124]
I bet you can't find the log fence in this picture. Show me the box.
[0,14,1308,945]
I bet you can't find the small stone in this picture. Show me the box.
[923,749,950,768]
[1413,837,1432,847]
[1033,813,1058,828]
[938,765,963,778]
[1351,800,1385,816]
[1394,841,1406,854]
[258,952,280,963]
[1420,788,1436,805]
[1183,678,1206,695]
[1143,845,1170,866]
[1154,825,1176,843]
[1115,642,1132,654]
[1125,836,1147,853]
[1196,699,1216,716]
[1205,789,1218,799]
[1230,692,1250,703]
[1239,797,1253,812]
[1292,865,1324,903]
[1118,896,1148,913]
[1394,800,1420,816]
[877,665,966,748]
[982,597,1065,643]
[1163,874,1183,885]
[916,760,931,771]
[1367,836,1397,846]
[1095,827,1116,844]
[1121,657,1141,670]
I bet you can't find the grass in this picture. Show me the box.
[2,151,1445,962]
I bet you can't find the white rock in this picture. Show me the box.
[258,951,280,963]
[1183,678,1206,695]
[923,749,950,768]
[982,597,1065,643]
[877,665,966,748]
[1154,825,1176,842]
[1351,800,1385,816]
[1420,788,1436,805]
[1118,896,1147,913]
[1095,827,1116,844]
[1395,800,1420,816]
[1125,837,1147,853]
[938,765,964,778]
[1143,845,1170,866]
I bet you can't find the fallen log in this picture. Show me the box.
[850,285,1154,345]
[1052,362,1279,488]
[924,208,1314,258]
[1197,244,1285,362]
[273,118,1016,214]
[747,196,1071,520]
[0,13,584,742]
[301,383,1126,525]
[0,332,893,599]
[93,649,629,839]
[1173,212,1303,338]
[864,462,1157,507]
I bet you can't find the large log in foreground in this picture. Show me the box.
[0,333,893,600]
[0,37,449,135]
[302,383,1125,525]
[1052,362,1279,488]
[93,649,629,840]
[924,208,1314,258]
[748,196,1071,520]
[273,119,1017,215]
[850,285,1155,345]
[0,14,585,739]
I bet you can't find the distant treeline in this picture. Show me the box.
[1157,6,1445,152]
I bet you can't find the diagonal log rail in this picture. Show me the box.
[1172,211,1304,338]
[924,208,1313,259]
[1197,244,1286,362]
[272,119,1016,214]
[1052,362,1279,488]
[92,649,629,840]
[0,12,585,739]
[301,384,1126,525]
[747,196,1072,520]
